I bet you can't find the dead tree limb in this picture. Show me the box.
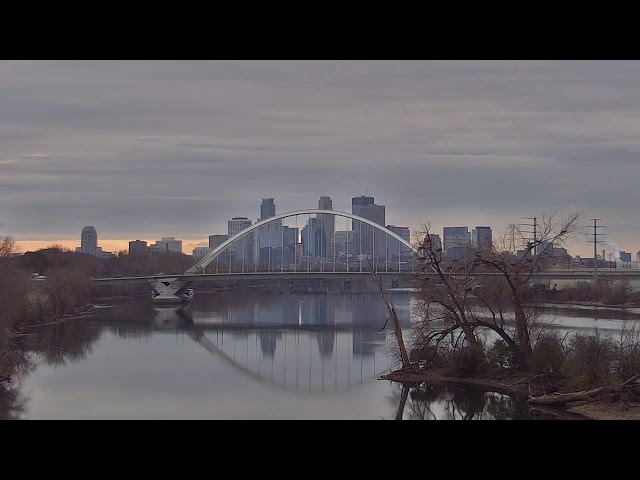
[528,374,640,405]
[370,263,410,368]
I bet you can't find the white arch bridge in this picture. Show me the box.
[96,209,420,303]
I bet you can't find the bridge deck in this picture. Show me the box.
[92,270,640,285]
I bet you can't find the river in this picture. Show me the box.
[4,292,638,419]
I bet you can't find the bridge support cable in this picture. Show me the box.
[369,224,376,270]
[281,219,284,273]
[294,214,297,273]
[333,229,336,273]
[321,212,324,274]
[308,213,311,273]
[268,222,272,273]
[373,225,375,272]
[359,220,362,273]
[187,209,418,275]
[385,233,388,273]
[345,216,348,273]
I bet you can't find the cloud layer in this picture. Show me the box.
[1,61,639,256]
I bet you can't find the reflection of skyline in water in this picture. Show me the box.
[8,291,640,419]
[183,293,407,384]
[192,327,391,393]
[150,299,393,392]
[190,293,412,328]
[77,293,406,393]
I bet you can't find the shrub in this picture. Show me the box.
[452,345,487,377]
[487,339,517,369]
[616,348,640,382]
[565,334,615,390]
[529,332,565,376]
[409,345,441,368]
[614,323,640,381]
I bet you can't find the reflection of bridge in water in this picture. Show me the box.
[151,297,402,392]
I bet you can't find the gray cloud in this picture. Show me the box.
[1,60,639,255]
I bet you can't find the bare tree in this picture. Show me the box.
[413,211,582,370]
[370,262,410,368]
[43,266,91,318]
[0,236,19,258]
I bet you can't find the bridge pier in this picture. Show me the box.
[148,278,194,304]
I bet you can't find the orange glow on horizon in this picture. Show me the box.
[15,239,209,255]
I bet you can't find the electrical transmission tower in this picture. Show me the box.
[587,218,606,285]
[507,224,518,254]
[520,216,538,255]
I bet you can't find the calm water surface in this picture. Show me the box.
[7,292,636,419]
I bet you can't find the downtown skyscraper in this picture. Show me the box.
[351,195,385,258]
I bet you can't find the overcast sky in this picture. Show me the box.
[1,60,639,257]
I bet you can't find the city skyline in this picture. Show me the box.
[3,61,640,257]
[43,195,636,265]
[11,193,640,260]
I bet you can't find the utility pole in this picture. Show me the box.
[588,218,606,285]
[520,217,538,255]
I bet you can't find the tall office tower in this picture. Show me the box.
[332,230,356,257]
[228,216,253,262]
[351,196,385,258]
[317,196,334,258]
[281,226,299,264]
[209,234,228,250]
[80,226,98,257]
[443,226,470,252]
[259,198,276,221]
[386,225,411,259]
[128,239,148,256]
[228,216,252,238]
[471,226,492,249]
[256,198,282,260]
[301,217,322,257]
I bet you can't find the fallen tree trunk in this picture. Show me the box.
[528,374,640,405]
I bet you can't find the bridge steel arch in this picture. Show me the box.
[186,209,418,274]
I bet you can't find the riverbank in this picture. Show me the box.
[381,366,548,398]
[0,303,95,383]
[566,401,640,420]
[381,366,640,420]
[534,301,640,312]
